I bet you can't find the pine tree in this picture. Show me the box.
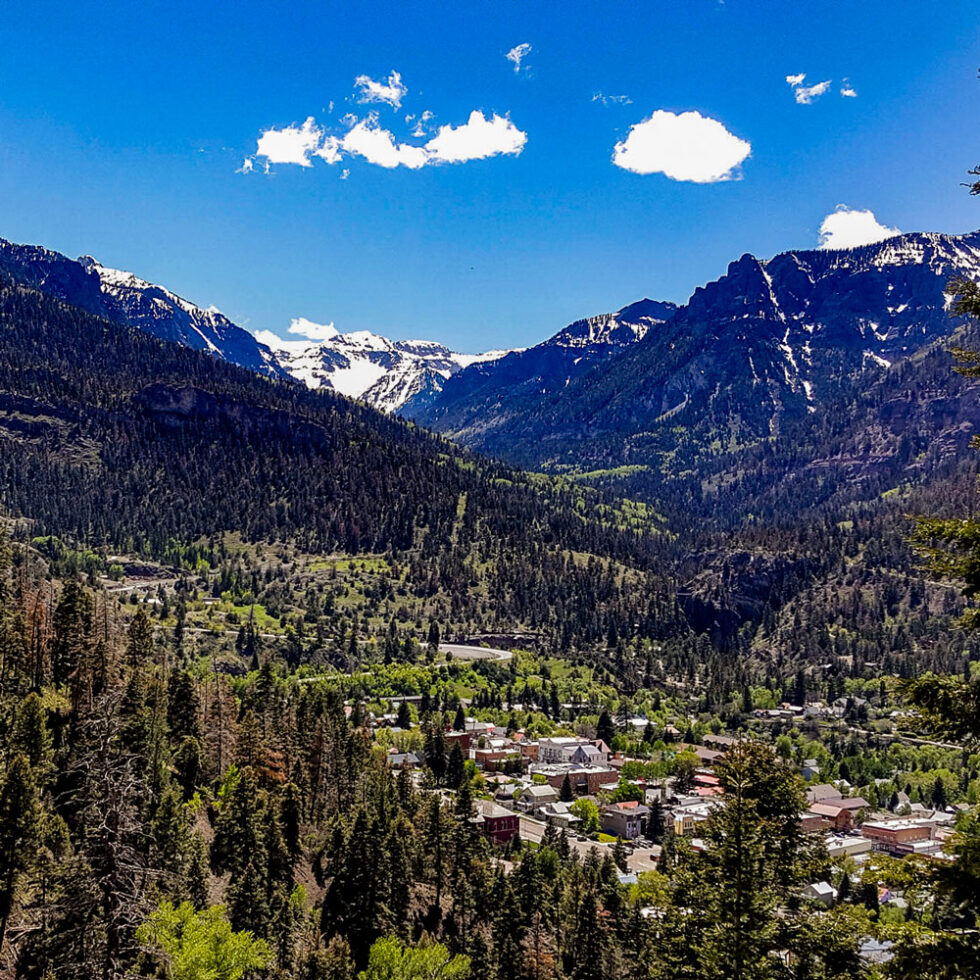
[0,754,42,955]
[596,709,616,746]
[559,774,574,802]
[126,606,154,670]
[446,742,466,790]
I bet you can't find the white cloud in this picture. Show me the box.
[794,79,831,104]
[425,111,527,163]
[506,43,532,74]
[612,109,750,183]
[818,205,900,250]
[785,73,832,104]
[840,80,857,98]
[246,102,526,174]
[254,116,325,167]
[288,316,339,341]
[341,116,429,169]
[354,71,408,109]
[255,318,340,351]
[593,92,632,106]
[410,109,434,138]
[315,135,342,165]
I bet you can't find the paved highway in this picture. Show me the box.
[441,643,514,662]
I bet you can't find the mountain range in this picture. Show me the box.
[406,230,980,515]
[4,228,980,531]
[3,226,980,650]
[255,325,512,413]
[0,239,284,378]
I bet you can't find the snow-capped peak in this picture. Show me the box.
[71,254,284,377]
[259,322,512,413]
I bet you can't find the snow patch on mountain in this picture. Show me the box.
[256,325,513,413]
[77,256,284,376]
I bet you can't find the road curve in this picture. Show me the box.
[440,643,514,663]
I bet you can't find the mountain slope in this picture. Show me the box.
[403,297,677,426]
[0,271,679,646]
[259,326,510,413]
[0,238,284,377]
[416,232,980,506]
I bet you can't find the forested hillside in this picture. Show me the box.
[413,232,980,528]
[0,275,682,656]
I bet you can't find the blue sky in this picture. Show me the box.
[0,1,978,352]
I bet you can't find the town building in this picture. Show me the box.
[601,801,650,840]
[861,820,937,856]
[471,799,520,845]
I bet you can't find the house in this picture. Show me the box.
[474,743,521,772]
[601,801,650,840]
[538,737,589,764]
[677,744,725,766]
[825,835,873,860]
[806,784,842,804]
[444,730,472,755]
[518,784,559,812]
[701,733,737,751]
[807,803,854,832]
[538,801,581,829]
[530,763,619,796]
[802,881,838,907]
[388,751,421,769]
[859,940,894,967]
[836,797,870,814]
[672,800,720,836]
[801,759,820,781]
[570,743,604,765]
[799,811,828,834]
[470,799,520,845]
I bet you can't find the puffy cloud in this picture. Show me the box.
[506,42,532,73]
[315,136,342,165]
[354,71,408,109]
[840,80,857,98]
[246,98,525,174]
[786,73,836,104]
[794,79,831,104]
[288,317,339,341]
[612,109,750,183]
[255,317,340,352]
[425,111,527,163]
[818,206,900,249]
[341,116,429,169]
[254,116,325,167]
[592,92,632,106]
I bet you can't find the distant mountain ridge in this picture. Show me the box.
[0,239,283,377]
[0,235,523,414]
[410,231,980,499]
[402,297,678,425]
[258,326,512,413]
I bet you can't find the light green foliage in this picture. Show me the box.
[358,935,470,980]
[570,798,600,833]
[136,902,271,980]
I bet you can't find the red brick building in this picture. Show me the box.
[471,799,519,845]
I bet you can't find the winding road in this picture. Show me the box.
[440,643,514,663]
